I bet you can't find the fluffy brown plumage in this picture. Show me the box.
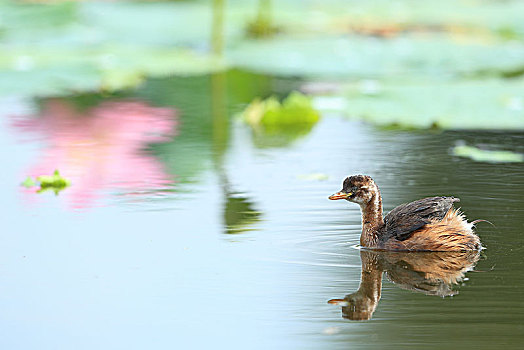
[329,175,482,251]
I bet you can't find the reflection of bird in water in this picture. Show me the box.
[329,175,482,251]
[328,250,480,320]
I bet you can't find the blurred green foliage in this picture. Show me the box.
[241,91,320,147]
[242,91,319,128]
[0,0,523,130]
[143,70,276,181]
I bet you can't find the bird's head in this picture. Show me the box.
[329,175,378,205]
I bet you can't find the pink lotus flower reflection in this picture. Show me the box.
[14,99,178,209]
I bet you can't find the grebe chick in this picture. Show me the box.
[329,175,481,251]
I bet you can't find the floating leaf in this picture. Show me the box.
[20,170,71,195]
[36,170,71,195]
[452,145,523,163]
[0,47,224,98]
[318,78,524,130]
[21,176,36,188]
[2,0,524,100]
[227,35,524,78]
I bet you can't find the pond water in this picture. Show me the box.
[1,71,523,350]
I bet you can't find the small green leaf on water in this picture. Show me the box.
[21,176,36,188]
[36,170,71,193]
[452,145,523,163]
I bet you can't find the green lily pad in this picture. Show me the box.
[227,35,524,78]
[317,78,524,130]
[452,145,523,163]
[2,0,524,100]
[0,47,224,98]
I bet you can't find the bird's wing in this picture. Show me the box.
[384,196,459,241]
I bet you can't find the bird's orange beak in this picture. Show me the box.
[328,191,351,200]
[327,298,349,306]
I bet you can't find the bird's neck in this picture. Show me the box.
[358,251,383,303]
[343,251,383,320]
[359,190,384,248]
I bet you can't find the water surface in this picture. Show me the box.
[1,72,523,349]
